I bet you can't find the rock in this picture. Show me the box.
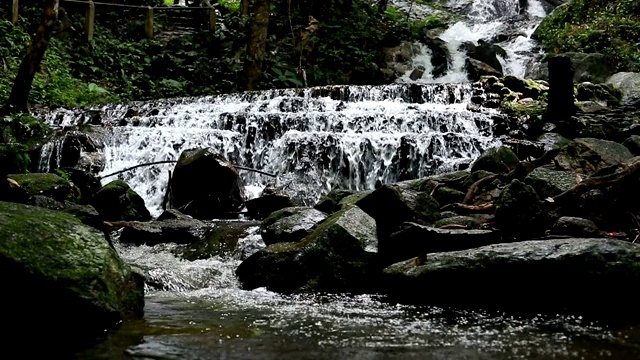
[495,179,545,238]
[470,146,519,174]
[0,202,144,335]
[31,195,103,230]
[576,82,621,104]
[409,66,425,81]
[7,173,76,202]
[502,75,544,100]
[156,208,192,221]
[384,222,498,265]
[174,220,260,261]
[551,216,601,237]
[383,238,640,321]
[315,189,356,214]
[236,206,378,293]
[465,58,502,81]
[356,184,440,245]
[527,53,618,84]
[461,40,506,74]
[555,138,634,175]
[623,135,640,156]
[606,72,640,107]
[119,217,207,246]
[62,169,102,205]
[170,148,245,220]
[423,37,451,78]
[90,180,151,221]
[523,167,577,199]
[462,170,496,190]
[431,186,465,206]
[245,192,293,220]
[434,216,482,229]
[537,132,571,151]
[260,207,328,246]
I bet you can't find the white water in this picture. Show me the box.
[395,0,548,82]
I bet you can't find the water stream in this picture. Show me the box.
[35,1,640,358]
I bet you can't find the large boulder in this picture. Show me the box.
[0,202,144,335]
[383,238,640,321]
[236,206,378,293]
[470,146,519,174]
[606,72,640,107]
[355,184,440,248]
[118,216,207,246]
[523,167,578,199]
[173,220,261,261]
[260,207,328,246]
[551,216,601,237]
[383,222,499,265]
[245,191,293,220]
[90,180,151,221]
[461,40,506,74]
[555,138,634,175]
[170,148,245,220]
[465,58,502,81]
[525,52,617,84]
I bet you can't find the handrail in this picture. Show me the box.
[11,0,216,39]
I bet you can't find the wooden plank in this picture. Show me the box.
[12,0,19,24]
[84,0,95,41]
[145,6,154,38]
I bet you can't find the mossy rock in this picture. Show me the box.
[0,144,31,174]
[90,180,151,221]
[0,201,144,335]
[7,173,76,201]
[470,146,519,174]
[495,179,546,238]
[432,186,465,206]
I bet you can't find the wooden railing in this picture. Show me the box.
[10,0,216,40]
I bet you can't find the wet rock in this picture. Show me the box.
[461,170,496,190]
[409,66,425,81]
[246,192,294,220]
[606,72,640,107]
[261,207,328,246]
[356,184,440,246]
[527,52,617,84]
[423,37,451,78]
[236,206,378,293]
[537,132,571,151]
[157,208,192,221]
[62,168,102,204]
[434,215,482,229]
[622,135,640,156]
[90,180,151,221]
[470,146,519,174]
[31,195,103,231]
[384,222,499,265]
[431,186,465,206]
[383,238,640,321]
[495,179,545,238]
[551,216,601,237]
[555,138,634,175]
[315,189,356,214]
[461,40,506,74]
[465,58,502,81]
[0,202,144,334]
[523,167,577,199]
[502,75,545,100]
[576,82,621,104]
[119,217,207,246]
[175,220,261,261]
[7,173,76,202]
[170,148,245,220]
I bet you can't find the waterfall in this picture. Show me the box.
[39,84,499,216]
[393,0,549,82]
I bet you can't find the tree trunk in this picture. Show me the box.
[244,0,271,91]
[3,0,59,115]
[239,0,250,33]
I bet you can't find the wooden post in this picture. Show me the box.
[208,7,216,31]
[84,1,95,41]
[145,6,154,39]
[12,0,19,24]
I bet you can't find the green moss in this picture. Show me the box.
[7,173,75,201]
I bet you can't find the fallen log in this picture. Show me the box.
[441,202,496,214]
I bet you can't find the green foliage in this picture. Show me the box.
[536,0,640,71]
[220,0,242,12]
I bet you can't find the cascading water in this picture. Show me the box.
[39,84,499,216]
[33,1,640,358]
[393,0,549,82]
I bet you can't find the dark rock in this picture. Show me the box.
[383,238,640,321]
[119,217,207,246]
[356,184,440,246]
[315,189,356,214]
[384,222,499,265]
[537,132,571,151]
[495,179,545,238]
[461,40,506,74]
[90,180,151,221]
[409,66,425,81]
[431,186,465,206]
[31,195,103,230]
[175,220,261,260]
[470,146,519,174]
[462,170,496,190]
[622,135,640,156]
[527,53,618,84]
[246,192,294,220]
[119,222,163,245]
[423,37,451,78]
[170,148,245,220]
[7,173,75,202]
[236,206,378,293]
[434,216,482,229]
[261,207,328,246]
[62,168,102,205]
[502,75,544,100]
[551,216,601,237]
[576,82,621,104]
[523,167,577,199]
[465,58,502,81]
[0,202,144,335]
[157,208,192,221]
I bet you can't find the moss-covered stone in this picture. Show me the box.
[495,179,545,238]
[432,186,465,206]
[90,180,150,221]
[470,146,520,174]
[0,201,144,334]
[7,173,75,201]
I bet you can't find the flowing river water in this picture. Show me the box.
[35,0,640,358]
